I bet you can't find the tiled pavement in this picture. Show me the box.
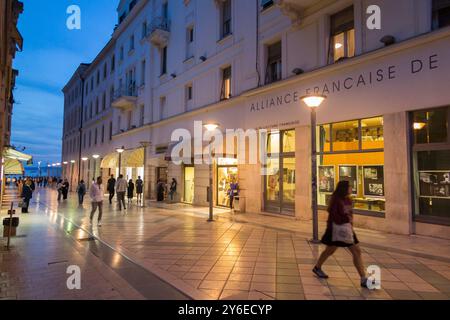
[2,187,450,300]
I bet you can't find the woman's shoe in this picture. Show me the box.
[312,266,329,279]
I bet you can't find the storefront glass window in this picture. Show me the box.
[282,157,296,204]
[282,131,296,153]
[331,120,359,151]
[318,125,331,152]
[317,117,385,213]
[266,158,280,203]
[412,107,450,222]
[184,166,195,204]
[217,158,238,208]
[267,131,280,154]
[413,107,447,144]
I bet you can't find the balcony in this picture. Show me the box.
[275,0,323,27]
[112,84,137,110]
[145,17,171,48]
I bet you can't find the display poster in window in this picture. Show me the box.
[339,165,358,195]
[319,166,335,193]
[419,171,450,198]
[363,166,385,197]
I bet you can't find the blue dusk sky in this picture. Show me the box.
[11,0,118,166]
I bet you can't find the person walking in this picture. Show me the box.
[169,178,177,201]
[127,179,135,206]
[136,176,143,205]
[57,179,63,201]
[107,175,116,205]
[156,179,165,202]
[312,180,368,288]
[89,177,104,227]
[76,180,87,205]
[228,178,239,211]
[21,179,33,213]
[62,179,70,200]
[116,174,127,211]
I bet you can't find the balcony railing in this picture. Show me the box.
[146,16,171,48]
[112,84,137,109]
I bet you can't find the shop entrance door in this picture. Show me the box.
[184,166,195,204]
[264,130,296,216]
[216,159,238,208]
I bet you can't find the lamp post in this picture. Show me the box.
[92,155,100,181]
[82,157,88,183]
[204,123,219,222]
[116,146,125,176]
[70,160,75,191]
[38,161,42,177]
[140,141,151,207]
[301,95,326,243]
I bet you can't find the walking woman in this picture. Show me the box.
[127,179,135,206]
[21,179,33,213]
[89,177,104,227]
[136,176,143,205]
[312,180,368,288]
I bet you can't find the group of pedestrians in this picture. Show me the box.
[106,175,144,210]
[56,179,70,201]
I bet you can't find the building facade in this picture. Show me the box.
[0,0,23,170]
[62,0,450,239]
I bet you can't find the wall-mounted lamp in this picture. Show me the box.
[292,68,304,75]
[380,35,396,46]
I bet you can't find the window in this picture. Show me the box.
[89,102,93,118]
[95,97,99,114]
[83,133,86,149]
[161,46,168,75]
[141,60,146,86]
[103,63,107,79]
[162,1,169,20]
[85,83,89,96]
[110,86,115,105]
[221,0,232,38]
[88,131,92,147]
[127,110,132,130]
[120,46,124,61]
[185,84,193,103]
[101,125,105,144]
[102,92,106,110]
[221,66,232,100]
[94,128,98,145]
[432,0,450,29]
[130,34,135,51]
[90,78,94,91]
[261,0,274,10]
[329,6,355,64]
[411,107,450,223]
[317,117,385,214]
[142,21,147,39]
[186,26,194,59]
[139,105,145,126]
[111,55,116,73]
[96,70,100,85]
[265,41,282,84]
[117,116,121,132]
[109,121,113,140]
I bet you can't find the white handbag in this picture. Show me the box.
[332,223,354,244]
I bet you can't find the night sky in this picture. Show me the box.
[11,0,118,166]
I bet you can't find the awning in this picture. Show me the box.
[3,159,24,175]
[100,148,144,169]
[100,152,119,169]
[3,147,32,162]
[122,148,144,167]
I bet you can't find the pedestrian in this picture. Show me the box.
[57,179,63,201]
[127,179,135,206]
[312,180,368,288]
[21,179,33,213]
[107,175,116,204]
[17,178,23,196]
[156,179,165,202]
[62,179,70,200]
[136,176,143,205]
[76,180,87,205]
[89,176,104,227]
[116,174,127,211]
[169,178,177,201]
[228,178,239,210]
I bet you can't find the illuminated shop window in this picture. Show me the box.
[412,106,450,223]
[329,6,355,64]
[317,117,385,213]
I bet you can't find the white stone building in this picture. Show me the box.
[62,0,450,239]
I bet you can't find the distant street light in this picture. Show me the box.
[116,146,125,176]
[70,160,75,192]
[92,155,100,181]
[82,157,88,183]
[204,122,220,222]
[301,94,326,243]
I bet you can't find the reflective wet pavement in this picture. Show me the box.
[2,187,450,300]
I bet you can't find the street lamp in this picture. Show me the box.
[38,161,42,177]
[116,146,125,176]
[92,155,100,182]
[301,94,326,243]
[204,122,219,222]
[140,141,151,207]
[70,160,76,191]
[82,157,88,183]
